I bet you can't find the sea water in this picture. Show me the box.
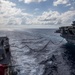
[0,29,75,75]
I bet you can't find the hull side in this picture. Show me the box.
[66,39,75,44]
[61,35,75,44]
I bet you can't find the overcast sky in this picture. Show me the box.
[0,0,75,29]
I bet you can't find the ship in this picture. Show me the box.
[0,36,17,75]
[56,21,75,44]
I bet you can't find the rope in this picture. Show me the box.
[10,38,64,50]
[49,38,64,45]
[25,40,51,52]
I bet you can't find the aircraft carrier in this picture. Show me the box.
[56,21,75,44]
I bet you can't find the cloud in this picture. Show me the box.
[60,10,75,25]
[27,10,75,26]
[70,7,74,10]
[34,8,39,11]
[19,0,47,4]
[0,0,32,25]
[0,0,75,29]
[66,3,71,6]
[53,0,70,6]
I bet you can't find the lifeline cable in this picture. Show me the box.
[49,38,64,45]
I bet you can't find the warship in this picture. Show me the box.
[56,21,75,44]
[0,36,17,75]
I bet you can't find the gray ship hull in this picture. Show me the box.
[66,39,75,44]
[61,35,75,44]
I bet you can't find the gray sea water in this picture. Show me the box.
[0,29,75,75]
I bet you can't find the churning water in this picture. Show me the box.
[0,29,75,75]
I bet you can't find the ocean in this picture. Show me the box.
[0,29,75,75]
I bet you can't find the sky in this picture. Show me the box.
[0,0,75,30]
